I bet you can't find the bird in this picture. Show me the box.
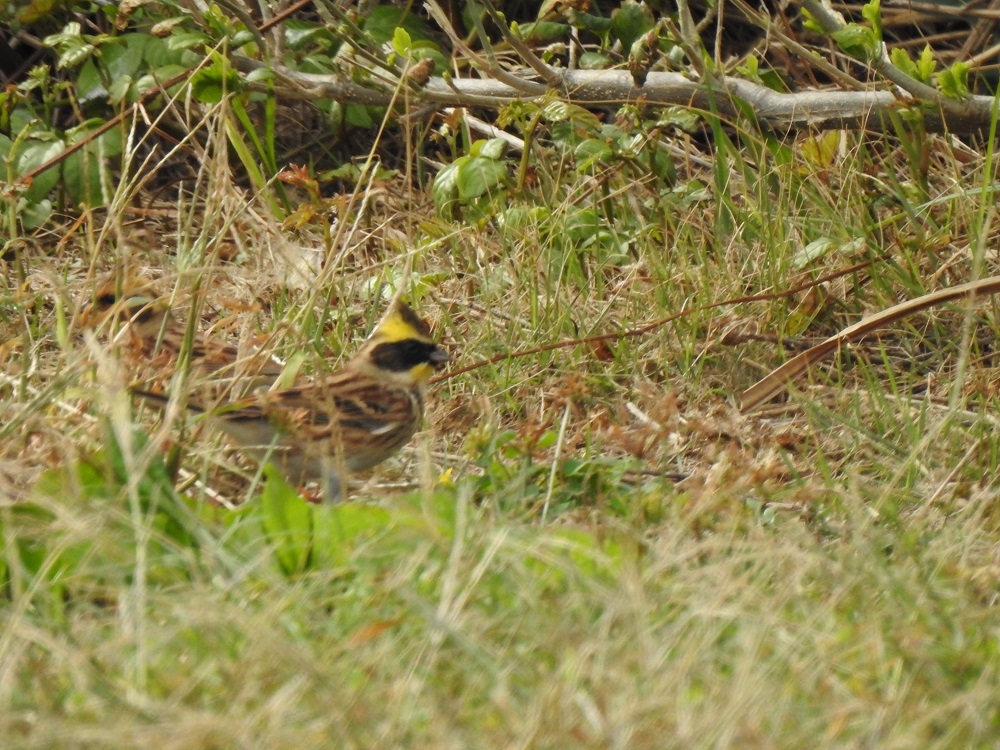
[133,299,451,502]
[82,279,286,395]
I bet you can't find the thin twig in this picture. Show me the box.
[479,0,563,89]
[433,260,875,383]
[423,0,548,96]
[258,0,313,33]
[728,0,870,91]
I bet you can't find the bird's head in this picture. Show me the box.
[357,300,450,385]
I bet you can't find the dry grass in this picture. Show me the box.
[3,88,1000,748]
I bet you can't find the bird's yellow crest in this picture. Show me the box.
[371,301,433,344]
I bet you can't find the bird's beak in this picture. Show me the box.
[430,346,451,368]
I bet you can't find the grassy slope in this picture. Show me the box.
[2,97,1000,748]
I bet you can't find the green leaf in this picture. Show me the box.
[656,107,703,131]
[889,48,918,81]
[75,59,107,102]
[166,29,211,51]
[392,26,412,56]
[230,30,256,48]
[542,100,601,130]
[937,61,970,99]
[366,6,434,44]
[260,466,313,576]
[42,21,100,70]
[61,148,104,206]
[799,130,841,168]
[860,0,882,41]
[433,160,461,212]
[514,21,569,44]
[569,11,613,35]
[801,9,824,34]
[108,75,133,104]
[578,51,612,70]
[300,54,336,75]
[610,0,655,52]
[830,25,879,62]
[476,137,508,160]
[648,145,675,183]
[59,37,96,69]
[344,103,377,128]
[226,100,271,196]
[889,46,937,89]
[916,44,936,80]
[574,138,613,170]
[522,528,624,586]
[6,492,91,601]
[792,237,836,270]
[102,33,149,79]
[565,208,603,242]
[28,443,201,589]
[17,139,64,200]
[21,198,53,229]
[190,57,242,103]
[757,68,789,92]
[320,162,398,184]
[42,20,80,47]
[246,67,274,84]
[283,20,333,50]
[63,143,107,195]
[496,205,552,232]
[456,155,507,200]
[141,35,175,67]
[135,65,190,97]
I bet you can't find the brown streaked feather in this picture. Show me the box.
[214,363,424,470]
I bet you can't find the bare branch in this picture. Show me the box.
[231,55,997,134]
